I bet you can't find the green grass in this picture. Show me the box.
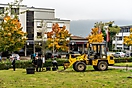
[114,62,132,67]
[0,66,132,88]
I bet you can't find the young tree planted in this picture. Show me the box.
[87,27,104,44]
[46,23,71,52]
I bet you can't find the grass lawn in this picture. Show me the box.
[0,66,132,88]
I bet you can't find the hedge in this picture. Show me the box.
[0,59,68,70]
[114,57,132,63]
[0,57,132,70]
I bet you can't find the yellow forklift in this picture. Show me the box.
[63,42,115,72]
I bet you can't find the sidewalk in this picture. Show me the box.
[109,66,132,70]
[20,56,31,60]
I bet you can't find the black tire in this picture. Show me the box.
[97,61,108,71]
[93,66,99,71]
[73,62,78,71]
[74,62,86,72]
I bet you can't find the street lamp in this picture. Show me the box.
[27,42,29,45]
[72,42,74,51]
[39,42,41,45]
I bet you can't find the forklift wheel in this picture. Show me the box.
[74,62,86,72]
[73,62,78,71]
[97,61,108,71]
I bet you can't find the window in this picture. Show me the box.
[58,23,64,27]
[117,37,122,40]
[124,28,129,32]
[27,34,34,40]
[27,22,34,27]
[117,44,122,46]
[36,21,42,28]
[0,19,3,24]
[11,8,19,15]
[37,32,42,38]
[0,7,4,14]
[27,27,34,33]
[26,11,34,17]
[47,23,52,27]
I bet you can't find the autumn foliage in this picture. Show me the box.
[87,27,104,44]
[124,28,132,46]
[46,23,71,52]
[0,1,27,52]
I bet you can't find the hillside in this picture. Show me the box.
[70,19,132,37]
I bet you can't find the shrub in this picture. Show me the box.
[0,59,68,70]
[114,57,132,63]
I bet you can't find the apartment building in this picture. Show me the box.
[113,25,132,51]
[0,3,70,56]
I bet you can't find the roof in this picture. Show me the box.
[70,36,87,40]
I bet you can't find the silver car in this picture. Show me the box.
[113,52,125,58]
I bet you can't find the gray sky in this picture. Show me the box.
[1,0,132,21]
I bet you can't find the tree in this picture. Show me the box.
[46,23,71,52]
[87,27,104,44]
[124,28,132,46]
[0,0,27,53]
[94,21,121,51]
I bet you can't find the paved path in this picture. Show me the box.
[20,56,31,60]
[109,66,132,70]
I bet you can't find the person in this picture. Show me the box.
[42,55,45,71]
[31,53,36,60]
[42,55,45,64]
[36,55,43,72]
[0,55,2,62]
[52,58,58,69]
[11,57,16,71]
[32,56,38,71]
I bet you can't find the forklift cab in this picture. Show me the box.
[88,42,107,59]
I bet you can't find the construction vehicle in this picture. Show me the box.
[63,42,115,72]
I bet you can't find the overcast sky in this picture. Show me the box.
[0,0,132,21]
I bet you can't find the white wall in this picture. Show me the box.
[19,7,27,32]
[34,11,54,19]
[34,19,70,41]
[28,8,55,19]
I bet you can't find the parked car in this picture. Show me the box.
[69,51,81,58]
[11,54,20,60]
[57,52,69,58]
[125,53,129,57]
[124,52,132,57]
[113,52,125,58]
[69,51,81,55]
[51,53,60,58]
[45,52,52,59]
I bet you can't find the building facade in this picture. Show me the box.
[0,4,70,56]
[70,36,88,54]
[113,25,132,51]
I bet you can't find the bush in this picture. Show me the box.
[1,57,132,70]
[0,59,68,70]
[114,57,132,63]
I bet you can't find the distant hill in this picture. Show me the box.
[70,19,132,37]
